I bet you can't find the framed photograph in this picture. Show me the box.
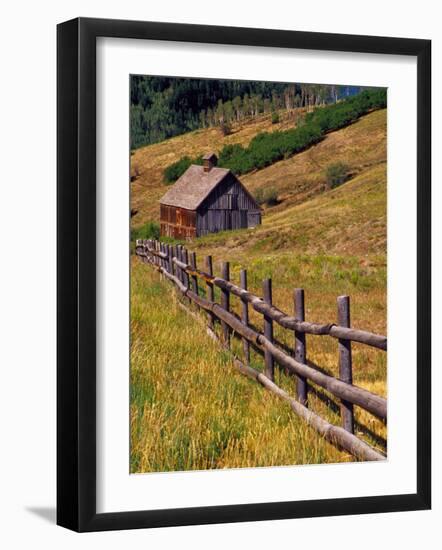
[57,17,431,532]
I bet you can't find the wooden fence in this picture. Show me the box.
[135,238,387,462]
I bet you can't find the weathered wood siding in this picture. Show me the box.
[160,173,261,239]
[160,204,196,239]
[196,175,261,236]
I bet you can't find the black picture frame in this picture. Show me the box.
[57,17,431,532]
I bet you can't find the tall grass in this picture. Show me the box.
[130,253,386,473]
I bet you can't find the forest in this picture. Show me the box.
[130,76,362,149]
[163,88,387,182]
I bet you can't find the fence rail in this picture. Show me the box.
[135,238,387,462]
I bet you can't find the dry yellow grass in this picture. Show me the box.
[131,259,356,473]
[130,106,387,473]
[189,162,386,259]
[242,108,386,212]
[130,109,308,226]
[131,108,386,232]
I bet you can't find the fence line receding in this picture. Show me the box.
[135,238,387,462]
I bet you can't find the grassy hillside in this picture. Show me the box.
[131,108,308,226]
[132,259,361,472]
[130,106,387,472]
[131,109,386,258]
[131,251,386,472]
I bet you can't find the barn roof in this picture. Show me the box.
[159,165,232,210]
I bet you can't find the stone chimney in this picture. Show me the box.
[203,152,218,173]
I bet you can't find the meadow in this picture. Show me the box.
[130,105,387,473]
[131,245,386,472]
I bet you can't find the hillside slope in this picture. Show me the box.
[242,108,386,214]
[131,107,308,225]
[131,108,386,258]
[192,162,386,259]
[130,107,388,470]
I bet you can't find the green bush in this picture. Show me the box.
[163,89,386,181]
[163,156,203,184]
[220,121,232,136]
[325,162,350,189]
[131,221,160,242]
[271,111,280,124]
[255,186,279,206]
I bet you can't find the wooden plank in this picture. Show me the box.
[189,252,199,295]
[167,260,386,349]
[148,260,387,420]
[175,297,384,462]
[263,278,274,381]
[338,295,354,434]
[183,248,189,290]
[164,243,169,273]
[212,277,387,350]
[234,358,384,462]
[294,288,308,406]
[205,256,215,330]
[240,269,250,365]
[221,261,230,347]
[177,245,183,283]
[168,244,173,275]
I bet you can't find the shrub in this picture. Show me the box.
[163,156,203,184]
[163,157,192,184]
[131,221,160,242]
[220,121,232,136]
[271,111,280,124]
[325,162,350,189]
[255,186,279,206]
[265,187,279,206]
[130,163,141,182]
[163,89,386,180]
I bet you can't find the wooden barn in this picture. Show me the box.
[159,153,261,239]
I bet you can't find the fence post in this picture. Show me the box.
[183,248,190,290]
[167,244,173,274]
[189,251,199,295]
[176,245,182,283]
[221,261,230,347]
[150,240,154,265]
[205,256,215,330]
[337,295,354,434]
[294,288,308,406]
[263,278,275,381]
[240,269,251,365]
[164,243,169,273]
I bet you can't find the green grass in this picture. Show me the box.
[130,256,386,473]
[130,105,387,473]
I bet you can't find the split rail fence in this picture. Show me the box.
[135,238,387,462]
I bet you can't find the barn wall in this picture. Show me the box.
[202,175,258,211]
[196,175,261,236]
[160,204,196,239]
